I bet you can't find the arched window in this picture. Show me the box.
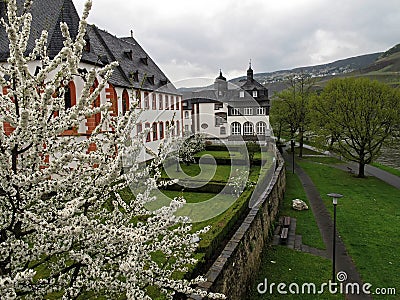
[122,89,129,114]
[176,120,180,136]
[136,123,142,135]
[90,78,101,128]
[165,95,169,110]
[184,111,189,119]
[165,121,170,136]
[152,122,158,140]
[107,83,118,117]
[231,122,241,135]
[159,121,164,139]
[243,122,254,135]
[136,90,141,109]
[256,121,266,135]
[175,96,179,110]
[64,81,76,110]
[144,92,149,109]
[145,122,151,142]
[159,94,163,110]
[152,94,157,110]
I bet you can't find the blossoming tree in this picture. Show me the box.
[0,0,223,299]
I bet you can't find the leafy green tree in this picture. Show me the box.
[271,74,316,157]
[314,77,400,177]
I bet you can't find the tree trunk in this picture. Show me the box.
[358,162,366,178]
[298,130,304,158]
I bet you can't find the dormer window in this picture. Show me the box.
[124,49,133,60]
[99,55,109,64]
[147,75,155,85]
[130,70,139,82]
[239,90,245,98]
[140,56,148,65]
[84,35,90,52]
[252,90,258,97]
[160,78,168,86]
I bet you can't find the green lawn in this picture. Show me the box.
[280,169,325,249]
[194,150,243,159]
[162,163,243,183]
[249,246,343,299]
[297,158,400,297]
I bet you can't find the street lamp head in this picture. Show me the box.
[327,193,343,205]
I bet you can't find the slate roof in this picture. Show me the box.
[0,0,177,93]
[182,69,270,108]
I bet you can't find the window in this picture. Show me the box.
[243,122,254,135]
[176,120,180,136]
[184,124,189,133]
[252,90,258,97]
[175,97,180,110]
[256,121,266,135]
[214,103,223,110]
[152,122,158,140]
[152,94,157,110]
[231,108,240,116]
[184,111,189,119]
[135,91,142,109]
[231,122,241,135]
[145,123,150,142]
[215,112,227,126]
[165,95,169,110]
[257,107,266,115]
[239,90,245,98]
[159,122,164,139]
[165,121,170,136]
[137,123,142,135]
[159,94,163,110]
[144,92,149,109]
[170,121,175,135]
[220,126,226,135]
[244,107,253,115]
[122,89,129,114]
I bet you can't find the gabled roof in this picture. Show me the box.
[88,28,176,92]
[0,0,177,93]
[0,0,98,61]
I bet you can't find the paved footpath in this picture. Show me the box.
[283,152,373,300]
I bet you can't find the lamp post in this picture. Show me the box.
[328,193,343,283]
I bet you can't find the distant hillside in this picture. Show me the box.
[231,52,382,87]
[358,44,400,73]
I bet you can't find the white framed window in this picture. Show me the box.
[256,121,266,135]
[239,90,245,98]
[257,107,266,115]
[231,122,241,135]
[244,107,253,116]
[231,108,240,116]
[214,103,223,110]
[243,122,254,135]
[252,90,258,97]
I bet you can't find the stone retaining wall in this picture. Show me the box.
[189,152,286,300]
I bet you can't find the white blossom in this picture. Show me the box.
[0,1,224,299]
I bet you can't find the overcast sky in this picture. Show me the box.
[73,0,400,87]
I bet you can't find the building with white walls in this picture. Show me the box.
[182,65,271,142]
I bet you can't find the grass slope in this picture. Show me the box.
[297,158,400,296]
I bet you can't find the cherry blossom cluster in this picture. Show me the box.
[0,0,225,299]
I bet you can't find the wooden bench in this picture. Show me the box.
[280,227,289,244]
[283,216,291,228]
